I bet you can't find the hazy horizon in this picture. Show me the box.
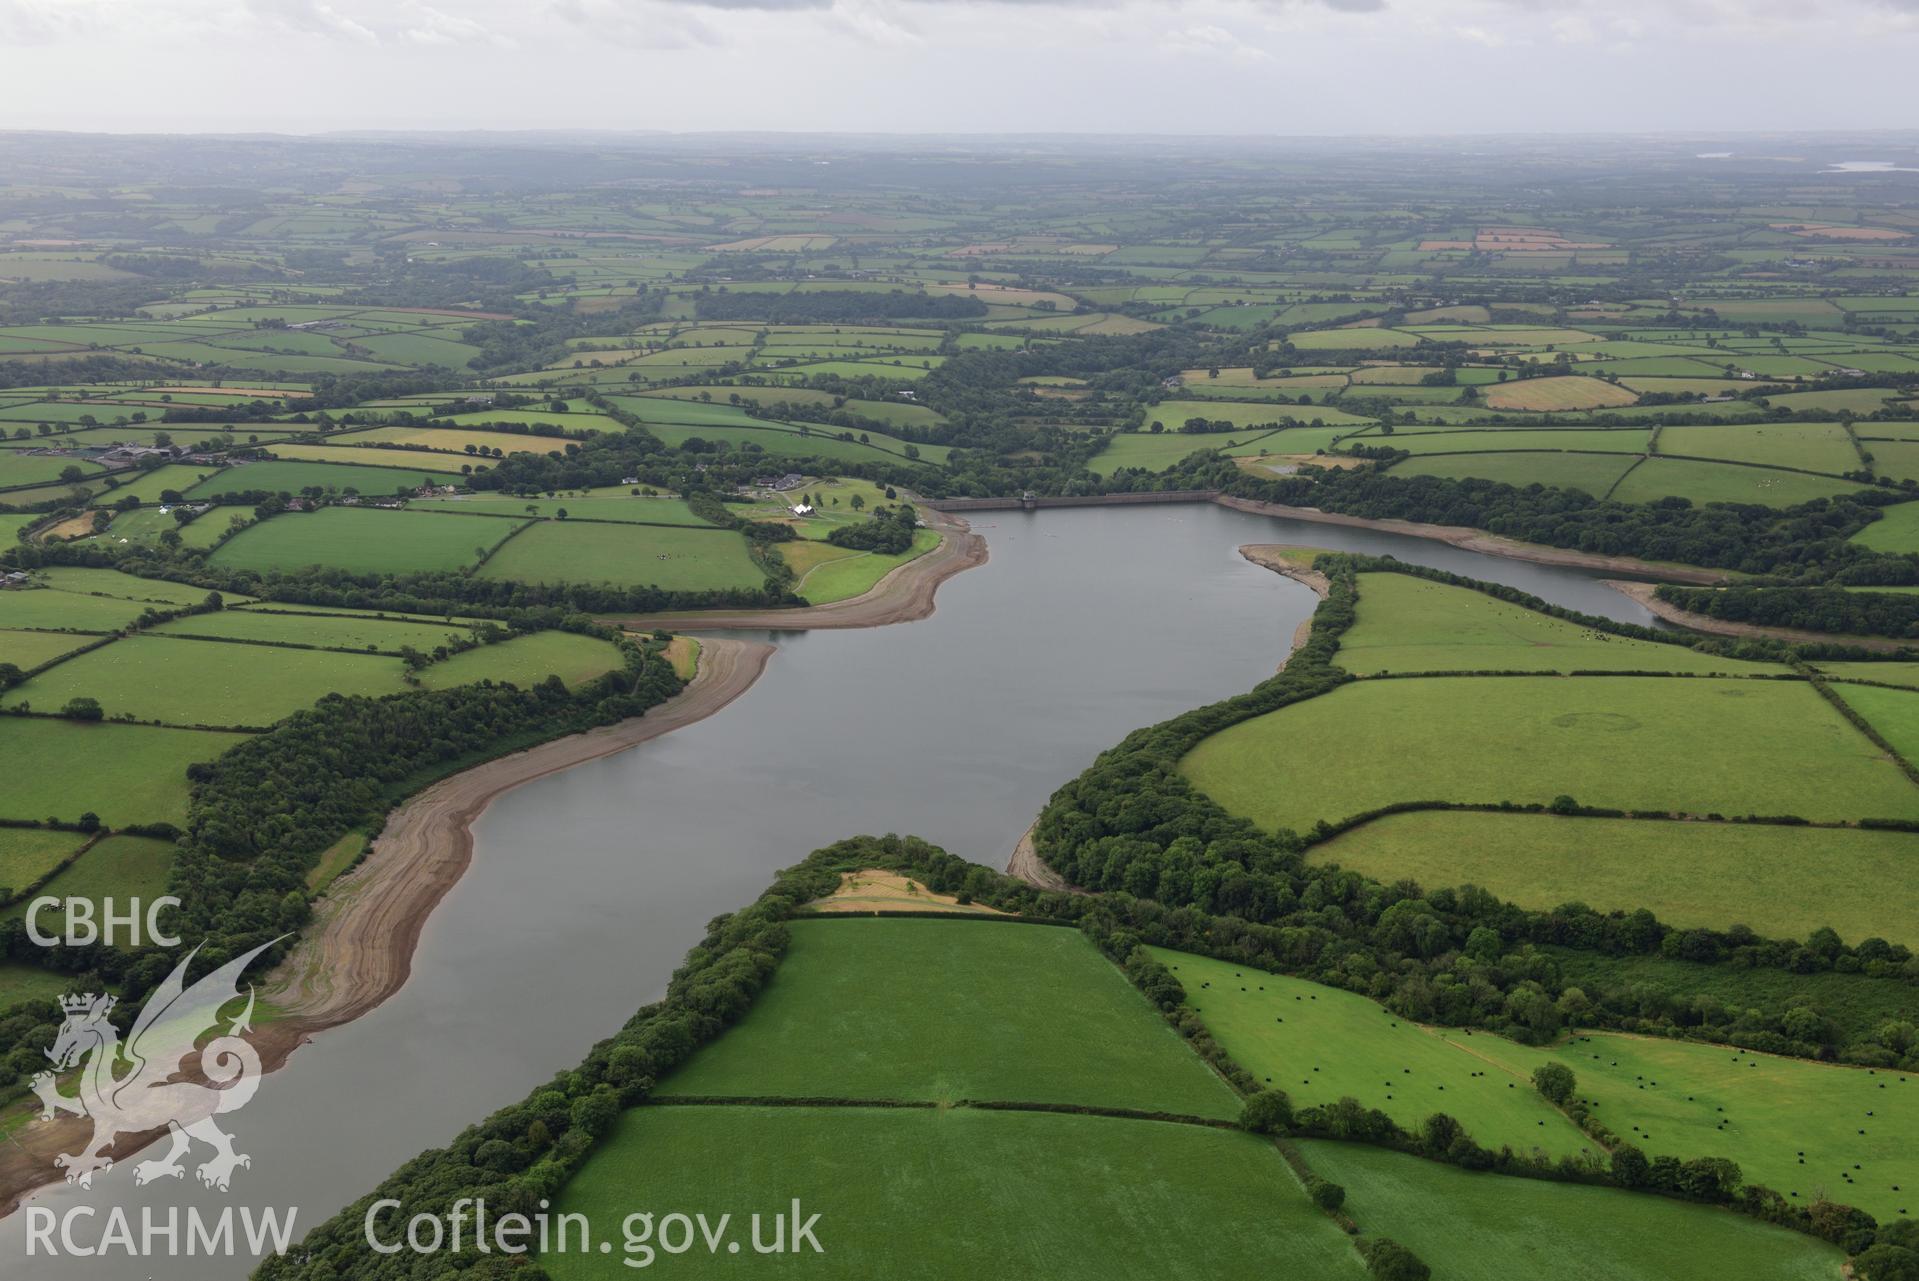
[5,125,1919,142]
[3,0,1919,137]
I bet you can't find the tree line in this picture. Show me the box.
[1027,559,1919,1067]
[825,504,919,554]
[1656,584,1919,641]
[1220,462,1912,578]
[0,634,688,1092]
[693,290,987,324]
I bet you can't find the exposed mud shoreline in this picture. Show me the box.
[0,639,773,1215]
[1604,580,1906,652]
[1238,544,1330,669]
[610,509,987,632]
[1214,495,1730,585]
[1005,821,1081,893]
[1,515,998,1212]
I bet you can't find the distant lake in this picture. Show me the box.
[1827,160,1919,173]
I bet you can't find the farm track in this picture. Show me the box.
[0,636,775,1217]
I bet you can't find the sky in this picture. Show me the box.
[1,0,1918,136]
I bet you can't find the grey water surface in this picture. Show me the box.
[0,502,1657,1278]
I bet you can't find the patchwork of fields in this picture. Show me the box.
[1183,674,1912,831]
[210,507,526,575]
[1300,1142,1843,1281]
[13,140,1919,1281]
[0,564,636,922]
[1085,323,1919,517]
[551,910,1850,1280]
[554,1108,1363,1281]
[1160,949,1919,1222]
[658,919,1241,1116]
[1315,811,1919,942]
[1178,564,1919,946]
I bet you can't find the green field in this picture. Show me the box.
[0,826,83,897]
[1147,398,1375,431]
[154,606,483,653]
[104,506,189,546]
[438,409,622,433]
[1611,456,1867,507]
[259,443,473,474]
[606,396,797,428]
[1180,676,1917,834]
[631,419,946,465]
[1388,451,1635,496]
[414,631,623,689]
[640,385,945,429]
[1659,422,1863,474]
[1852,501,1919,554]
[1298,1142,1843,1281]
[176,509,237,548]
[0,627,99,668]
[348,331,482,367]
[0,589,150,631]
[1313,810,1919,943]
[0,717,247,826]
[410,494,720,526]
[477,521,766,592]
[659,919,1241,1118]
[1821,662,1919,689]
[101,464,225,502]
[1149,949,1594,1157]
[1383,428,1651,455]
[307,830,366,892]
[186,460,449,499]
[1832,682,1919,766]
[1337,573,1781,675]
[1289,327,1422,351]
[0,634,407,727]
[1480,374,1640,411]
[761,358,941,382]
[1088,428,1286,476]
[1430,1032,1919,1223]
[1765,387,1903,412]
[1390,448,1874,506]
[0,835,177,928]
[1160,943,1919,1223]
[338,425,610,456]
[0,454,102,488]
[0,964,76,1010]
[211,507,522,576]
[795,527,940,604]
[551,1107,1364,1281]
[33,565,232,605]
[1863,440,1919,485]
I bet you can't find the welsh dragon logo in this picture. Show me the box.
[31,938,283,1192]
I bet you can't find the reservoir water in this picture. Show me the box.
[1,502,1662,1278]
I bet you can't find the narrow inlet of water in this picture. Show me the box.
[2,503,1656,1278]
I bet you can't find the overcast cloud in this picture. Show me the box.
[0,0,1915,134]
